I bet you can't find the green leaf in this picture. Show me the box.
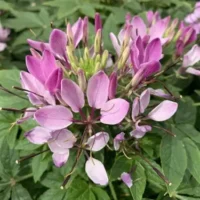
[130,163,146,200]
[140,159,166,192]
[44,0,79,19]
[103,13,119,51]
[38,189,66,200]
[31,152,50,182]
[109,156,132,181]
[0,111,19,147]
[0,1,14,12]
[15,139,40,151]
[11,184,32,200]
[0,70,30,109]
[92,187,111,200]
[174,97,196,125]
[67,178,96,200]
[176,124,200,144]
[0,139,19,177]
[5,11,44,31]
[80,4,95,18]
[183,138,200,184]
[160,132,187,195]
[0,187,11,200]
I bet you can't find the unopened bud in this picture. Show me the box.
[77,69,86,92]
[67,23,74,50]
[118,47,130,69]
[83,17,89,45]
[94,29,102,54]
[101,50,109,68]
[95,62,101,72]
[94,54,101,64]
[83,47,90,60]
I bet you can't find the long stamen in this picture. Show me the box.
[137,153,171,185]
[16,149,49,164]
[0,85,27,100]
[0,107,36,113]
[153,125,176,137]
[12,86,43,98]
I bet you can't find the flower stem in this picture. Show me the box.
[109,182,118,200]
[16,173,33,183]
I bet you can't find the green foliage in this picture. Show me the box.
[0,0,200,200]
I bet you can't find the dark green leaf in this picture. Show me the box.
[109,156,132,181]
[183,138,200,184]
[130,163,146,200]
[11,184,32,200]
[160,132,187,195]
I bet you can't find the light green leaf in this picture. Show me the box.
[109,156,132,181]
[183,138,200,184]
[160,132,187,195]
[130,163,146,200]
[0,70,30,109]
[0,187,11,200]
[11,184,32,200]
[80,4,95,18]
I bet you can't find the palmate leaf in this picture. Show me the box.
[160,130,187,196]
[130,163,146,200]
[183,138,200,184]
[0,69,30,109]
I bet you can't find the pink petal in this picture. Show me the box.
[27,39,50,52]
[61,79,85,113]
[49,29,67,59]
[26,55,45,84]
[132,97,140,122]
[87,71,109,109]
[144,38,162,63]
[52,151,69,167]
[131,16,147,38]
[186,67,200,76]
[86,132,109,151]
[95,13,102,33]
[25,126,52,144]
[148,100,178,121]
[45,68,63,93]
[50,129,76,150]
[34,105,73,130]
[72,18,83,47]
[140,89,150,113]
[0,42,7,52]
[110,33,121,56]
[108,72,118,99]
[16,107,36,124]
[121,172,133,188]
[148,88,172,99]
[183,45,200,67]
[114,132,125,151]
[100,98,129,125]
[85,158,108,186]
[41,50,57,78]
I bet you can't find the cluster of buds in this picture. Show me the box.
[0,23,10,52]
[2,9,200,189]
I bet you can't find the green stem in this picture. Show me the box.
[16,173,33,183]
[129,188,135,200]
[109,182,117,200]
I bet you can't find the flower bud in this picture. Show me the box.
[101,50,109,68]
[94,29,102,54]
[118,46,130,69]
[77,68,86,91]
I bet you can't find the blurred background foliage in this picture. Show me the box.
[0,0,200,200]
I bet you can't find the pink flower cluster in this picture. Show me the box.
[6,11,200,188]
